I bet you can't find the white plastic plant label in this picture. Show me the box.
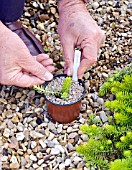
[72,50,81,82]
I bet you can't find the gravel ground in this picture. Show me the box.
[0,0,132,170]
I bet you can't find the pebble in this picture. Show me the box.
[55,145,65,153]
[30,131,44,139]
[47,141,55,148]
[17,122,24,131]
[38,159,44,165]
[9,137,19,149]
[31,141,37,149]
[48,122,56,130]
[74,156,82,164]
[50,148,60,155]
[59,163,65,170]
[81,134,88,141]
[0,1,130,170]
[99,111,108,123]
[10,163,20,169]
[10,155,18,163]
[21,157,27,166]
[3,128,10,138]
[16,132,25,141]
[79,118,85,124]
[97,98,104,105]
[39,139,46,148]
[37,23,45,31]
[67,127,73,133]
[68,133,78,139]
[65,159,72,166]
[67,143,74,150]
[48,132,55,140]
[92,2,99,9]
[57,124,63,133]
[30,154,37,161]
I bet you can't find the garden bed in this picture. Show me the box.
[0,0,131,169]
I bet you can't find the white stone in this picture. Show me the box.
[67,127,73,133]
[48,122,56,130]
[33,164,39,168]
[50,148,60,155]
[31,141,37,149]
[74,156,82,163]
[17,122,24,131]
[36,152,43,159]
[79,118,85,124]
[38,159,44,165]
[1,156,8,162]
[65,159,71,166]
[16,132,25,141]
[30,154,37,161]
[59,163,65,170]
[3,128,10,138]
[55,145,65,153]
[10,155,18,163]
[92,2,99,9]
[32,2,39,8]
[48,132,55,140]
[57,124,63,133]
[30,131,44,139]
[68,132,77,138]
[39,139,46,148]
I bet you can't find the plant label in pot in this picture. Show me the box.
[34,74,86,123]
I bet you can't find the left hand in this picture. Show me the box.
[58,0,105,79]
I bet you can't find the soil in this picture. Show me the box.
[45,76,84,105]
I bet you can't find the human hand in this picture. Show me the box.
[0,22,54,87]
[58,0,105,79]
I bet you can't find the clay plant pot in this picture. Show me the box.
[44,74,86,123]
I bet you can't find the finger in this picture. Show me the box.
[36,54,49,62]
[12,72,44,87]
[62,39,74,76]
[45,66,55,73]
[41,58,53,67]
[97,30,106,50]
[46,66,55,73]
[78,44,97,79]
[20,56,53,81]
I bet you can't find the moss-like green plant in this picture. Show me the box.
[99,63,132,96]
[76,67,132,170]
[34,77,72,100]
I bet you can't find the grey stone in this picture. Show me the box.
[100,111,108,123]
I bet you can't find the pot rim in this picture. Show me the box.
[43,74,86,106]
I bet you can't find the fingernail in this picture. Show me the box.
[67,68,71,76]
[44,71,53,81]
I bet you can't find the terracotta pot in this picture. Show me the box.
[44,74,86,123]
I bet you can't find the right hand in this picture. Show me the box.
[58,0,105,79]
[0,23,54,87]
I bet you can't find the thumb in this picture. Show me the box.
[78,45,97,79]
[20,56,53,81]
[62,40,74,76]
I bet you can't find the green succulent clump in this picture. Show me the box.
[76,66,132,170]
[34,76,72,100]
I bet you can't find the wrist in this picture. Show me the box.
[58,0,87,13]
[0,21,10,36]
